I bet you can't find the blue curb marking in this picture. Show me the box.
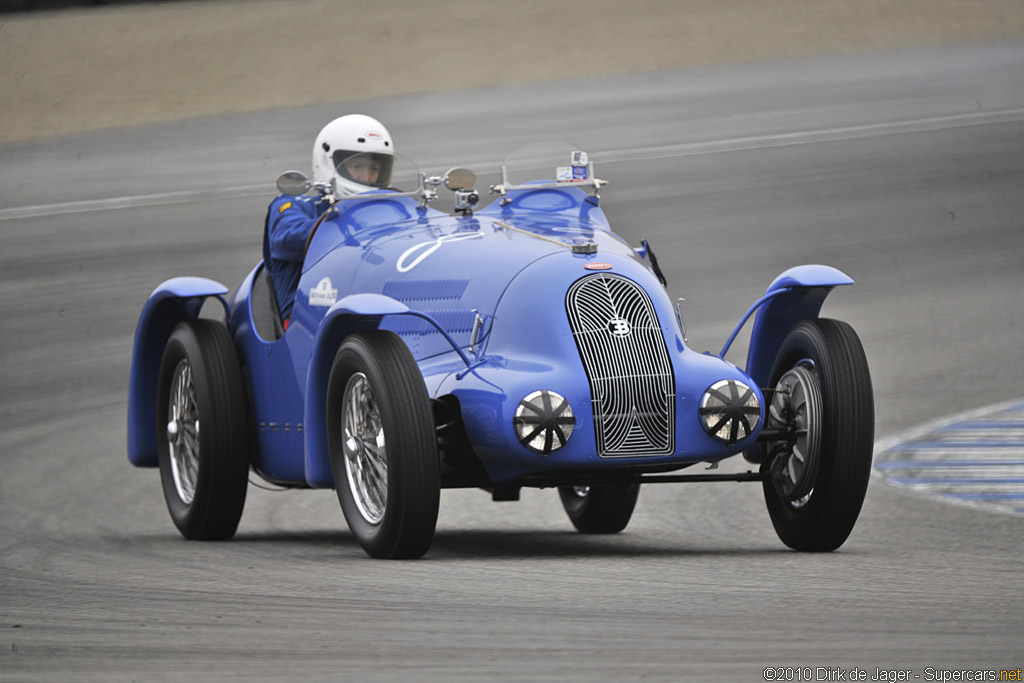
[889,477,1024,485]
[877,460,1024,469]
[936,422,1024,430]
[889,441,1024,450]
[945,492,1024,501]
[873,397,1024,516]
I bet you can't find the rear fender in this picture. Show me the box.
[127,277,229,467]
[723,265,854,388]
[303,294,463,488]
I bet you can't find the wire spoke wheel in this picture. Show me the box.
[327,330,440,559]
[342,372,388,525]
[156,319,249,541]
[167,359,200,505]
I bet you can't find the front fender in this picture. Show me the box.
[303,294,475,487]
[733,265,854,387]
[741,264,851,387]
[304,294,431,488]
[126,277,229,467]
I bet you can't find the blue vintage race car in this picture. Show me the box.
[127,143,874,558]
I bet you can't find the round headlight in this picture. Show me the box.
[699,379,760,445]
[514,390,576,456]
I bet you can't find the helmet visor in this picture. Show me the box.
[332,150,394,189]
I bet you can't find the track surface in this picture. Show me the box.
[2,45,1023,680]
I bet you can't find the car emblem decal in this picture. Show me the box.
[608,317,632,337]
[308,277,338,307]
[396,232,483,273]
[585,262,612,270]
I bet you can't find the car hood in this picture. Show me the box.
[321,192,643,360]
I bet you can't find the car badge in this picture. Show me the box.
[608,317,632,337]
[585,262,612,271]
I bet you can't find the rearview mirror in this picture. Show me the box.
[276,170,311,195]
[444,167,476,191]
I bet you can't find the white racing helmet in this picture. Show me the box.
[311,114,395,197]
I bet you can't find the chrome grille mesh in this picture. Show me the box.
[566,273,675,457]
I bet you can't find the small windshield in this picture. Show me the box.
[502,142,593,188]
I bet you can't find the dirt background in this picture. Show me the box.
[2,0,1023,145]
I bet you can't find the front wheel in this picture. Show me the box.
[156,319,249,540]
[762,318,874,551]
[326,331,440,559]
[558,484,640,534]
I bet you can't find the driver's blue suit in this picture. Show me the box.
[262,194,330,322]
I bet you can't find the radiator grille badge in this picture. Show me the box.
[608,317,631,337]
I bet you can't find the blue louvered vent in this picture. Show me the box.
[383,278,469,302]
[384,310,476,336]
[380,278,474,358]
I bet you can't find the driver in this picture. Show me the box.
[263,114,395,326]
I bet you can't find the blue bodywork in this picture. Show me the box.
[127,182,851,488]
[127,277,228,468]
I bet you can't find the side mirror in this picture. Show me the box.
[276,170,311,195]
[444,167,476,191]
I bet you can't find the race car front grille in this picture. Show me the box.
[566,273,675,457]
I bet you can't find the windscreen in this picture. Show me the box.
[502,142,593,187]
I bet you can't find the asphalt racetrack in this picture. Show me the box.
[2,44,1023,680]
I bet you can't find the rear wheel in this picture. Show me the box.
[327,331,440,559]
[156,319,249,540]
[762,319,873,551]
[558,484,640,534]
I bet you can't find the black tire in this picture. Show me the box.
[156,319,249,540]
[762,318,874,551]
[326,330,440,559]
[558,484,641,534]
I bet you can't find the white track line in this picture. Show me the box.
[0,184,269,222]
[3,107,1023,222]
[602,107,1024,163]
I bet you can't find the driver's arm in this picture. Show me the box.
[267,195,320,262]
